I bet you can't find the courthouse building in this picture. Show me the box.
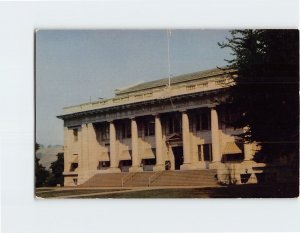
[57,67,262,186]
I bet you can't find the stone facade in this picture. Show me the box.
[58,68,264,186]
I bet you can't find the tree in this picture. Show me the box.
[47,152,64,186]
[219,30,299,162]
[35,142,50,187]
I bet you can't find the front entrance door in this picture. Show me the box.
[172,146,184,170]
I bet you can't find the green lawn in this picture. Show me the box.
[78,184,299,198]
[35,188,55,192]
[35,189,125,198]
[35,183,298,198]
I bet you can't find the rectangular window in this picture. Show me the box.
[197,145,202,161]
[143,159,156,165]
[138,125,143,138]
[224,111,240,128]
[196,114,201,131]
[99,161,110,168]
[101,124,109,141]
[73,129,78,142]
[201,112,210,130]
[126,124,131,138]
[144,121,155,136]
[122,123,131,138]
[167,117,181,134]
[219,109,226,129]
[122,160,132,166]
[195,111,211,131]
[203,144,212,161]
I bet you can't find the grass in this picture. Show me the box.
[78,183,299,198]
[35,188,55,192]
[35,183,299,198]
[35,189,125,198]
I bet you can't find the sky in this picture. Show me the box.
[36,29,233,146]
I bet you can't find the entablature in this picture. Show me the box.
[59,89,227,127]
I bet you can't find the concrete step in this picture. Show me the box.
[81,169,218,187]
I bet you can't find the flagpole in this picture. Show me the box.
[167,29,171,88]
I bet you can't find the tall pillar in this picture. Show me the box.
[78,124,89,184]
[87,123,98,171]
[129,118,142,172]
[211,107,221,162]
[109,121,120,172]
[180,111,194,170]
[63,127,70,173]
[244,143,253,161]
[153,114,164,171]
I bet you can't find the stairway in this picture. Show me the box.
[123,172,154,187]
[81,169,218,187]
[80,173,127,187]
[150,170,218,186]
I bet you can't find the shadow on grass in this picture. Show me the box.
[78,183,299,198]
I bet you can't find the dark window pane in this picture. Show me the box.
[149,122,155,136]
[196,114,200,131]
[203,144,212,161]
[201,112,209,130]
[197,145,202,161]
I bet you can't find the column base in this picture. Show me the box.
[209,161,223,169]
[241,160,260,166]
[190,162,208,169]
[129,166,143,172]
[153,164,165,171]
[180,163,196,170]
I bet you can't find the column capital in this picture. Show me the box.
[208,104,218,109]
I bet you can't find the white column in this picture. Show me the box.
[63,127,70,173]
[81,124,89,169]
[78,124,89,184]
[109,121,120,171]
[129,118,143,172]
[153,114,164,171]
[182,111,191,163]
[181,111,194,170]
[87,123,98,171]
[211,107,221,162]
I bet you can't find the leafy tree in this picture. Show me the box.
[35,142,40,152]
[47,152,64,186]
[219,30,299,162]
[35,142,50,187]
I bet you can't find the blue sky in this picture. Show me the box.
[36,29,232,146]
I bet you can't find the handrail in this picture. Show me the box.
[121,172,136,187]
[148,171,163,187]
